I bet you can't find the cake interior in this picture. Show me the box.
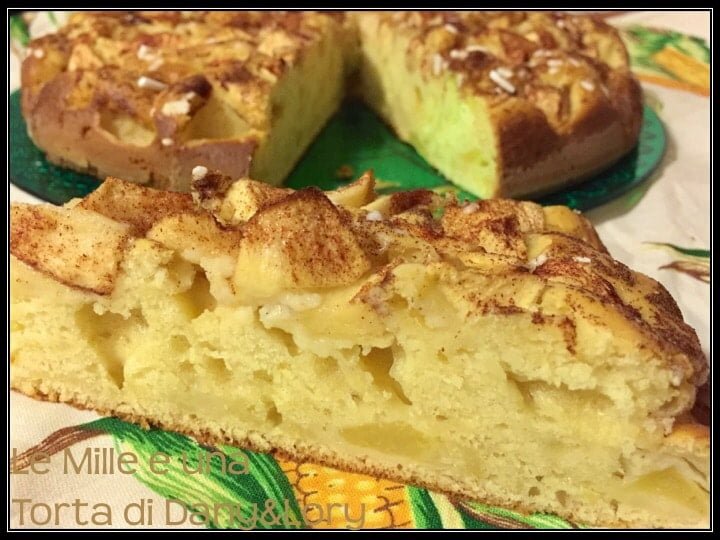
[10,225,708,528]
[248,23,351,186]
[355,16,499,198]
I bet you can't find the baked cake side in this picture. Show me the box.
[20,11,352,190]
[20,11,642,197]
[10,174,708,528]
[354,11,643,198]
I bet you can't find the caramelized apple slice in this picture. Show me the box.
[10,204,131,294]
[234,188,371,302]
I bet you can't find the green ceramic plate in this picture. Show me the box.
[9,90,665,210]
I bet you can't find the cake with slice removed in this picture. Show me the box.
[21,11,642,198]
[10,172,708,528]
[20,11,354,189]
[353,11,643,198]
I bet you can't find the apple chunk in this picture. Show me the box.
[234,188,371,302]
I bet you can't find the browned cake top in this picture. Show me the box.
[10,173,707,389]
[23,11,638,134]
[378,11,640,135]
[22,11,342,136]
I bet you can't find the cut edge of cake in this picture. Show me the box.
[10,174,709,528]
[20,11,643,198]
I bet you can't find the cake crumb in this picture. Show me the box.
[496,66,513,78]
[366,210,384,222]
[162,98,191,116]
[137,76,167,91]
[161,138,174,146]
[462,202,480,214]
[148,58,164,71]
[259,68,278,83]
[573,256,592,263]
[137,44,154,60]
[335,164,354,180]
[526,253,548,272]
[465,44,490,54]
[432,53,444,76]
[192,165,209,181]
[450,49,469,60]
[489,69,516,94]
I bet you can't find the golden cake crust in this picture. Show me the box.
[356,11,643,197]
[21,11,642,197]
[9,174,707,388]
[21,10,345,189]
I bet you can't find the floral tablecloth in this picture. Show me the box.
[9,10,710,529]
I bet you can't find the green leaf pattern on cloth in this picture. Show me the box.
[644,242,710,283]
[645,242,710,260]
[9,15,31,47]
[407,486,444,528]
[623,25,710,77]
[14,418,583,529]
[620,24,710,95]
[84,418,305,529]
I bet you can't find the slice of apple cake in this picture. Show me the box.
[10,173,708,528]
[354,11,642,198]
[20,11,354,189]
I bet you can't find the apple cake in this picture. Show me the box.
[353,11,643,198]
[20,11,354,189]
[20,11,642,197]
[10,173,708,528]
